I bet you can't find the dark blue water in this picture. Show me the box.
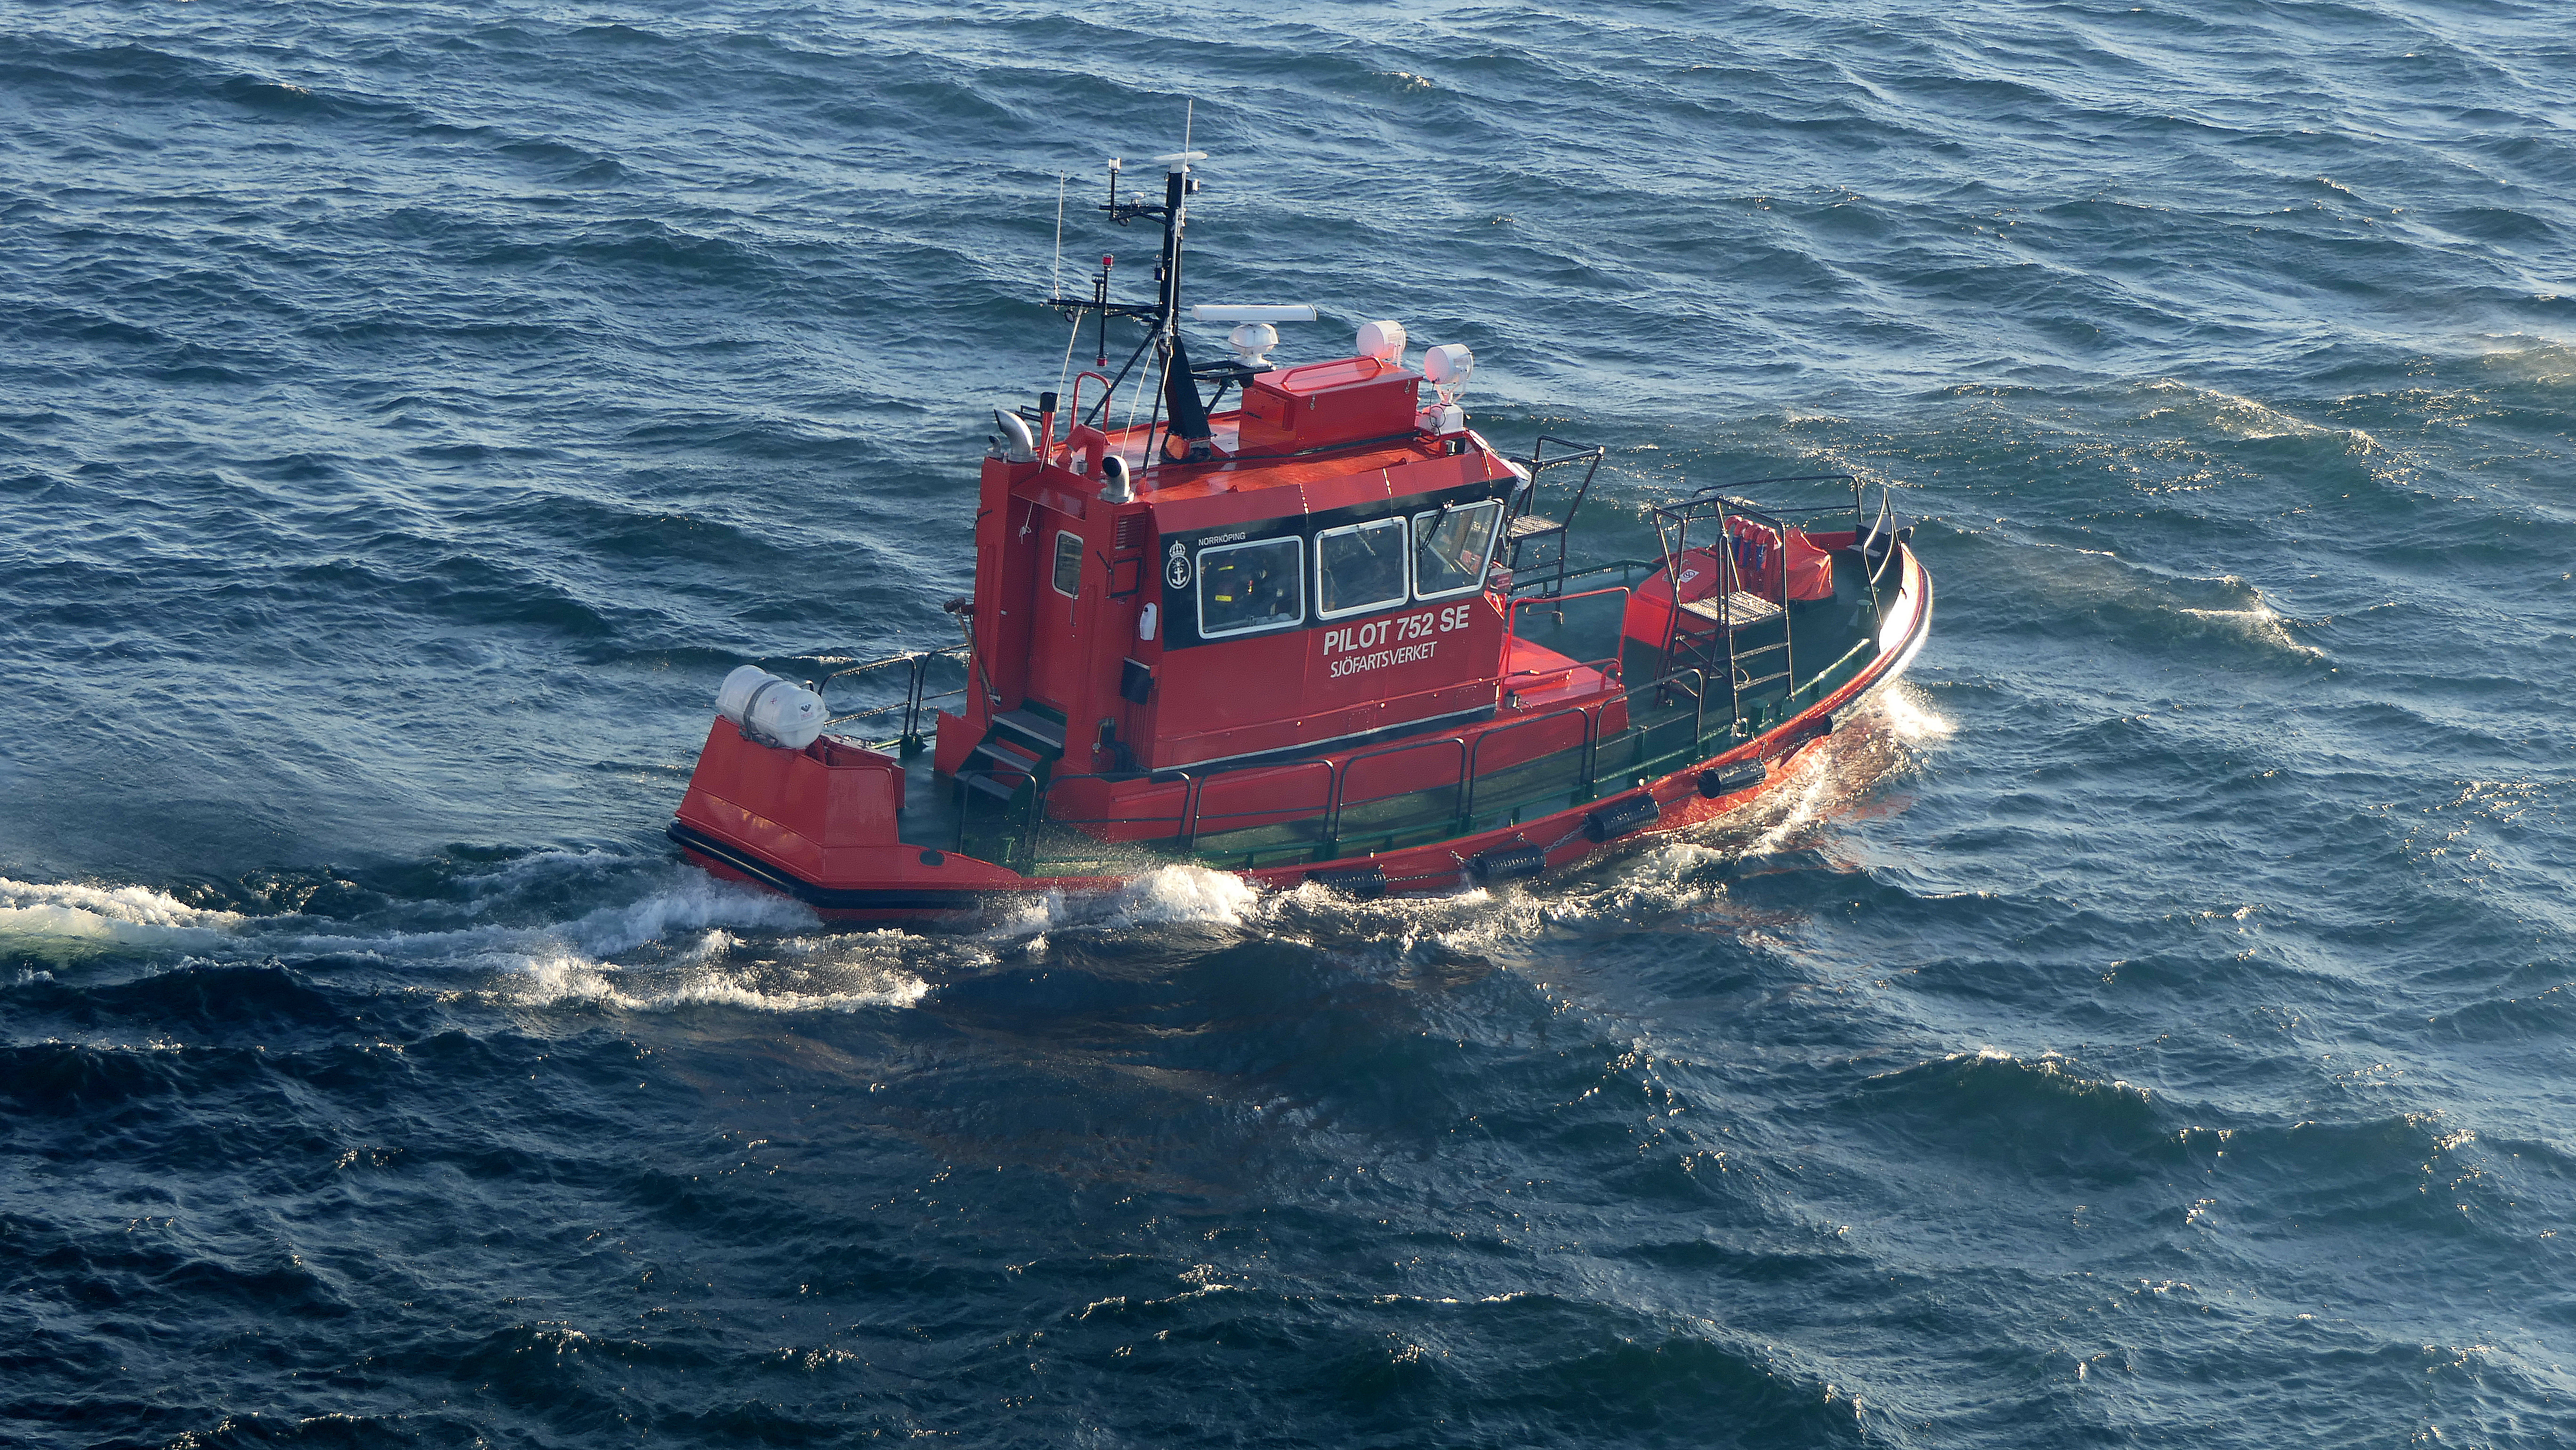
[6,2,2572,1445]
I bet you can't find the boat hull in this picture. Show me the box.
[668,548,1932,923]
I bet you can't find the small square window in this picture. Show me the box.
[1052,530,1084,598]
[1197,536,1304,638]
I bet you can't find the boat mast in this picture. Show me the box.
[1054,146,1205,440]
[1145,149,1216,460]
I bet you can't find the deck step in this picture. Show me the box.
[965,741,1040,773]
[961,740,1043,799]
[990,708,1066,758]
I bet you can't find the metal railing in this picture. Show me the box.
[951,663,1754,874]
[1646,473,1911,739]
[944,474,1907,873]
[817,644,972,754]
[1508,584,1631,678]
[1502,435,1608,598]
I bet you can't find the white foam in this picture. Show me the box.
[1324,884,1548,959]
[1741,755,1839,858]
[2471,333,2576,385]
[2138,378,2332,442]
[231,866,819,972]
[1103,865,1262,927]
[0,879,244,954]
[0,858,934,1015]
[546,869,819,956]
[507,947,929,1014]
[1010,864,1263,938]
[2178,596,2324,658]
[1869,681,1956,744]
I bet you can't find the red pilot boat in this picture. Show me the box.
[668,152,1932,920]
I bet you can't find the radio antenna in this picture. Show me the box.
[1050,172,1066,300]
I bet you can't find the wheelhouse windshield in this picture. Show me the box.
[1412,501,1503,599]
[1315,517,1409,619]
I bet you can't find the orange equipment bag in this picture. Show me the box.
[1725,516,1834,602]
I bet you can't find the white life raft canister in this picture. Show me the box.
[715,665,825,750]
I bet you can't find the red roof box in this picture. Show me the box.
[1237,356,1421,455]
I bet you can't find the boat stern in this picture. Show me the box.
[668,718,1019,914]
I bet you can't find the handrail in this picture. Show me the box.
[818,653,919,687]
[1061,370,1116,459]
[1017,663,1747,872]
[1185,762,1329,850]
[818,652,921,728]
[1518,557,1658,597]
[1324,734,1468,850]
[1637,666,1710,753]
[1675,473,1856,505]
[1510,583,1631,616]
[1509,584,1631,644]
[1649,488,1799,740]
[1032,770,1194,849]
[820,644,972,749]
[1510,586,1630,691]
[1526,436,1608,475]
[1866,489,1900,590]
[956,760,1040,866]
[1179,757,1333,846]
[1463,700,1605,821]
[1503,436,1608,599]
[1504,656,1620,685]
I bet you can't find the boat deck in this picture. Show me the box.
[860,545,1891,875]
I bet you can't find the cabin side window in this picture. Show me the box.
[1051,530,1084,598]
[1196,537,1304,638]
[1411,500,1504,600]
[1313,517,1409,620]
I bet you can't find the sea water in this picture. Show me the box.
[4,2,2572,1444]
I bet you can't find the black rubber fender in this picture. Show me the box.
[1467,844,1548,884]
[1583,793,1661,843]
[1699,760,1767,798]
[1307,863,1388,899]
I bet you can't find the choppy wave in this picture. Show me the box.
[7,0,2576,1445]
[0,855,944,1015]
[0,879,244,954]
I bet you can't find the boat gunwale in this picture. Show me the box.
[669,545,1932,916]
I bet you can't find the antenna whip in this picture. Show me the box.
[1051,172,1066,300]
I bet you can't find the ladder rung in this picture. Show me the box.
[1677,590,1782,629]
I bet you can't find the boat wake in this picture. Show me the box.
[1,682,1948,1004]
[971,679,1955,961]
[0,878,245,956]
[0,853,932,1015]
